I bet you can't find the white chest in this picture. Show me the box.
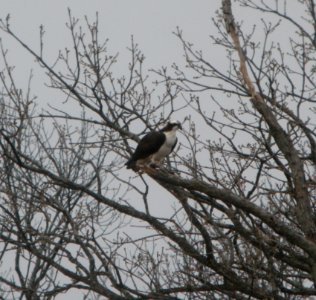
[152,131,177,162]
[163,130,177,147]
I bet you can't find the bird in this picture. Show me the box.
[125,120,182,171]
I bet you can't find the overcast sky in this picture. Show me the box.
[0,1,308,299]
[0,1,221,299]
[0,0,303,104]
[1,1,217,86]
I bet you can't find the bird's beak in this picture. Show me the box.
[178,123,182,130]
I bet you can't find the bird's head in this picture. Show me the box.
[161,120,182,132]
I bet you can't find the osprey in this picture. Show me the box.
[126,120,182,170]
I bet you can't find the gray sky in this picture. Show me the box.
[0,1,219,299]
[1,1,217,86]
[0,1,309,299]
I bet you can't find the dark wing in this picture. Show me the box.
[131,132,165,161]
[126,132,165,168]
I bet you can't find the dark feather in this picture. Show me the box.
[126,132,166,169]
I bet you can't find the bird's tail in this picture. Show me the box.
[125,158,135,169]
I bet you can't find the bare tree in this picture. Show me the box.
[0,0,316,298]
